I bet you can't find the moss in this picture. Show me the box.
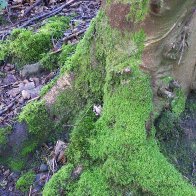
[43,163,74,196]
[18,100,53,157]
[16,170,36,192]
[1,16,70,68]
[8,159,25,171]
[172,88,186,117]
[0,126,12,145]
[40,52,59,71]
[18,100,52,136]
[40,43,76,71]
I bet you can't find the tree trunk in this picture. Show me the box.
[41,0,196,195]
[3,0,196,195]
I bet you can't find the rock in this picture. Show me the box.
[35,173,47,186]
[30,86,41,98]
[20,62,42,78]
[21,90,30,100]
[123,67,132,74]
[39,164,48,172]
[31,77,40,87]
[169,80,180,90]
[157,87,174,99]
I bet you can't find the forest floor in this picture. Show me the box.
[0,0,100,195]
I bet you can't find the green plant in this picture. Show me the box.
[0,126,12,145]
[16,171,36,192]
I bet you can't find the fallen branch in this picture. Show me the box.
[63,29,86,42]
[20,0,77,28]
[0,102,14,116]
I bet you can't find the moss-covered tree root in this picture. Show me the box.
[41,8,196,196]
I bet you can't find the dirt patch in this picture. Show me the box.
[106,3,133,31]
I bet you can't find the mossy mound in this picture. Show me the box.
[16,170,36,192]
[18,100,53,156]
[0,16,70,68]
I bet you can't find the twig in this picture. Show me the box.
[20,0,77,28]
[178,32,186,65]
[0,102,14,116]
[63,29,86,42]
[24,0,43,16]
[28,185,32,196]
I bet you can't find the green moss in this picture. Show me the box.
[0,126,12,145]
[43,163,74,196]
[18,100,53,158]
[1,16,70,68]
[172,89,186,117]
[40,52,59,71]
[16,171,36,192]
[40,44,76,71]
[8,159,25,171]
[18,100,52,135]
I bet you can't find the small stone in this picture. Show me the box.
[21,90,31,100]
[20,62,42,78]
[30,86,41,98]
[39,164,48,172]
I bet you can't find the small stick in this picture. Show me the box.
[24,0,43,16]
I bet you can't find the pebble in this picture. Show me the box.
[21,90,31,100]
